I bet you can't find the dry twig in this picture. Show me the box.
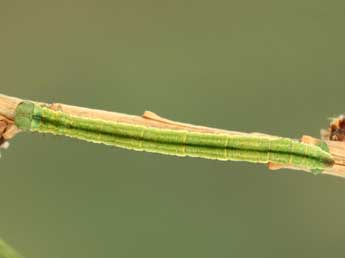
[1,94,344,178]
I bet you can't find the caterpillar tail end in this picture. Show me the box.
[267,135,335,175]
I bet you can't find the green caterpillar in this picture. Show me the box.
[14,101,334,173]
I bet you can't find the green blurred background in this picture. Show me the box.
[1,1,345,257]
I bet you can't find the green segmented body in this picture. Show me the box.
[14,101,334,172]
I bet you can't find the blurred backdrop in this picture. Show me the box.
[1,1,345,257]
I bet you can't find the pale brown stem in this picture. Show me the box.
[1,94,345,178]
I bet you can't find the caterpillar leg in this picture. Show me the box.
[267,162,310,172]
[267,162,284,170]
